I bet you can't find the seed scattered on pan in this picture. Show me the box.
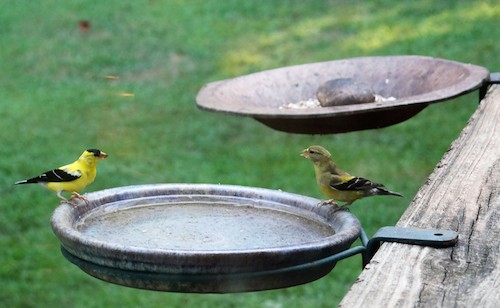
[374,95,396,102]
[279,98,321,109]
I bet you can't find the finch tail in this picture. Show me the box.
[15,179,38,185]
[377,188,403,197]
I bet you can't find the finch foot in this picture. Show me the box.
[329,202,354,215]
[69,192,90,206]
[318,199,339,207]
[316,199,342,217]
[59,198,79,208]
[327,205,350,217]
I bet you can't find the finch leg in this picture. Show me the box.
[56,191,79,207]
[330,201,354,214]
[341,201,353,208]
[56,190,68,202]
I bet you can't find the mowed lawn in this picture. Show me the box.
[1,1,498,307]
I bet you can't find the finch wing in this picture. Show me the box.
[331,177,381,191]
[17,168,81,184]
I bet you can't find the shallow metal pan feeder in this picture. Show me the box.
[51,184,361,293]
[51,184,457,293]
[196,55,493,134]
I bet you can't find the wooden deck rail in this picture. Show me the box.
[340,85,500,308]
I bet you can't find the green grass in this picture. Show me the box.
[1,0,499,307]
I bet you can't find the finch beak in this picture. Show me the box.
[99,152,108,159]
[300,150,308,158]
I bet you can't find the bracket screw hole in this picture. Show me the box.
[434,233,444,236]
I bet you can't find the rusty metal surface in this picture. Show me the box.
[51,184,361,292]
[196,56,489,134]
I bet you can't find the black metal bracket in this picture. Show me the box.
[362,226,458,266]
[329,226,458,267]
[479,72,500,101]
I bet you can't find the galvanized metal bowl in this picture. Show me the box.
[196,56,489,134]
[51,184,361,293]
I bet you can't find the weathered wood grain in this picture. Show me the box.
[340,85,500,308]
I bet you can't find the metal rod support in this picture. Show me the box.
[330,226,458,268]
[480,72,500,101]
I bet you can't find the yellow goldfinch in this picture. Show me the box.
[15,149,108,204]
[301,145,402,207]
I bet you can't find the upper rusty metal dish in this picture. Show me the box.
[51,184,361,293]
[196,56,489,134]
